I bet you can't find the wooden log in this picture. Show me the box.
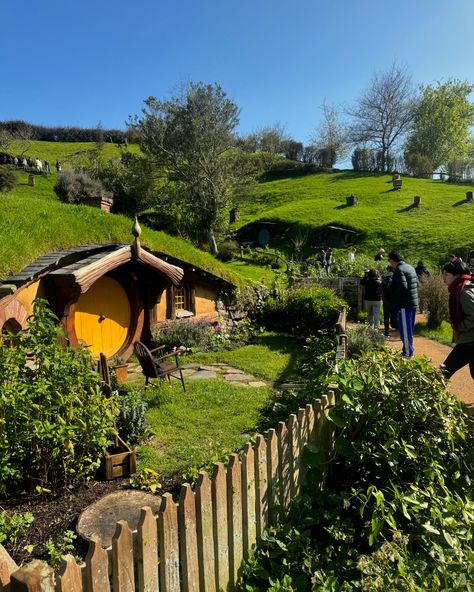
[277,422,291,510]
[84,537,110,592]
[266,428,279,524]
[56,555,83,592]
[178,484,199,592]
[137,507,159,592]
[241,443,257,558]
[211,463,229,592]
[9,560,54,592]
[157,494,180,592]
[112,521,135,592]
[195,472,216,592]
[254,435,268,539]
[226,454,242,589]
[287,414,299,499]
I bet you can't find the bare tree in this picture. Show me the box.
[347,64,417,172]
[311,103,349,166]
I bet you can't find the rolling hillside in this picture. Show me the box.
[235,171,474,267]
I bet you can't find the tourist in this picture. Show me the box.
[380,265,397,337]
[44,160,51,173]
[388,251,419,358]
[35,159,43,173]
[325,248,333,276]
[440,259,474,380]
[56,160,62,172]
[361,269,382,330]
[415,260,430,279]
[374,247,385,261]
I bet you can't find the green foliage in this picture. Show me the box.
[0,165,17,192]
[216,239,240,262]
[45,530,77,567]
[0,299,116,492]
[346,324,386,357]
[113,384,150,446]
[405,80,474,170]
[404,152,433,178]
[54,170,112,205]
[129,467,161,494]
[239,350,474,590]
[152,318,211,350]
[261,287,346,336]
[419,273,449,329]
[0,510,34,552]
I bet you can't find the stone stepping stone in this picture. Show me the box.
[248,381,267,388]
[182,368,198,377]
[188,370,217,379]
[198,365,219,372]
[223,373,255,382]
[181,363,201,369]
[77,490,162,548]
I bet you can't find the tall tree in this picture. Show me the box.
[347,64,416,172]
[404,80,474,171]
[130,82,246,255]
[311,103,348,166]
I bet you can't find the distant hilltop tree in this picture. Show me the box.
[0,120,132,144]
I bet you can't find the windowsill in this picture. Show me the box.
[175,310,194,319]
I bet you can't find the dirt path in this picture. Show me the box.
[385,328,473,414]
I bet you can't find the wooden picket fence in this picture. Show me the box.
[0,392,337,592]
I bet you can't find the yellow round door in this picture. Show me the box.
[74,276,131,359]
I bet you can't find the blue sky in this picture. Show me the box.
[1,0,473,145]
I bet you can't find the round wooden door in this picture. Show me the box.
[74,276,131,358]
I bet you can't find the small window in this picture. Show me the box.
[175,286,188,312]
[167,285,195,319]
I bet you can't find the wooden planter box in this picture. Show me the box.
[101,435,136,480]
[112,363,128,382]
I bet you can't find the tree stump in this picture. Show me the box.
[28,174,35,186]
[414,195,421,207]
[346,194,358,206]
[466,191,473,202]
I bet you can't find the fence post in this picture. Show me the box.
[195,471,216,592]
[277,422,291,510]
[226,454,242,590]
[241,443,257,558]
[1,544,18,591]
[137,507,159,592]
[158,493,180,592]
[55,555,83,592]
[112,521,134,592]
[254,435,268,539]
[10,560,54,592]
[211,463,229,592]
[266,428,279,524]
[178,484,199,592]
[84,537,110,592]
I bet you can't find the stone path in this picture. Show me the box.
[126,361,269,388]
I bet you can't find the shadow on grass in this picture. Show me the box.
[256,333,304,383]
[328,171,387,182]
[452,199,471,207]
[397,203,419,213]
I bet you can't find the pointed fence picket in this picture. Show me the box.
[3,393,338,592]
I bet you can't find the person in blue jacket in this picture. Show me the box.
[388,251,419,358]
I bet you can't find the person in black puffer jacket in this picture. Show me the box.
[360,269,382,330]
[388,251,419,358]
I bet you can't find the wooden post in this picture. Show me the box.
[241,443,257,558]
[9,560,54,592]
[112,521,135,592]
[466,191,473,202]
[178,484,199,592]
[254,435,268,539]
[137,507,159,592]
[226,454,242,589]
[414,195,421,207]
[211,463,229,592]
[195,472,216,592]
[346,194,358,206]
[84,537,111,592]
[27,174,35,187]
[158,494,180,592]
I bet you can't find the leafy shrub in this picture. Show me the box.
[216,239,240,262]
[261,287,346,337]
[0,165,17,192]
[130,467,161,494]
[352,147,377,171]
[249,247,284,269]
[346,324,386,357]
[0,299,116,493]
[113,385,150,446]
[405,152,433,178]
[240,350,474,591]
[54,170,112,205]
[45,530,77,567]
[0,511,34,554]
[419,273,449,328]
[151,318,211,350]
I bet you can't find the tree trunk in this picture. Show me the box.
[208,229,218,256]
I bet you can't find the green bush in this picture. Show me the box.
[0,300,116,493]
[346,324,386,357]
[216,239,240,262]
[54,170,112,205]
[151,318,211,350]
[405,152,433,178]
[0,165,17,192]
[261,287,346,336]
[113,384,150,446]
[0,511,34,554]
[420,273,449,328]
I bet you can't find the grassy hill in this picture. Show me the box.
[3,141,474,281]
[235,171,474,268]
[0,141,245,286]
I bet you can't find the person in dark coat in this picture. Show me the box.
[360,269,382,330]
[415,260,430,313]
[380,265,397,337]
[388,251,419,358]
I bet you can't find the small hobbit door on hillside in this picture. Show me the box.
[74,276,131,358]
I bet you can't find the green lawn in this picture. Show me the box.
[137,332,302,477]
